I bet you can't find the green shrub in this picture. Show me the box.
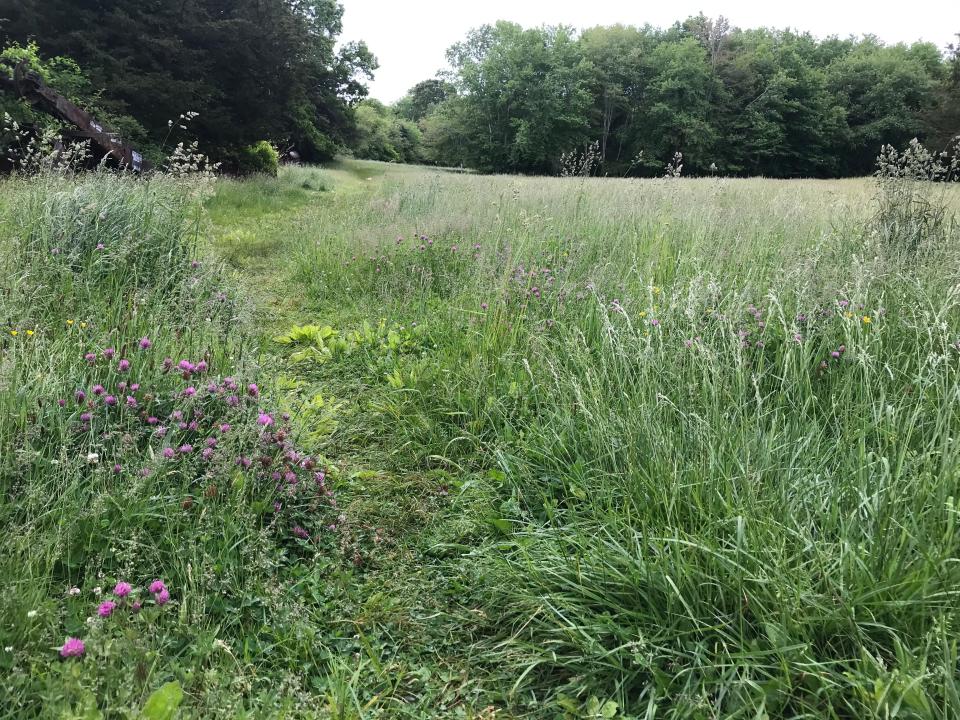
[235,140,279,176]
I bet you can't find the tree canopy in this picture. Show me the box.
[0,0,375,166]
[379,18,958,177]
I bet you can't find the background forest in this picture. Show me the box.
[1,3,959,174]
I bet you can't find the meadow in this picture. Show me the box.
[2,157,960,719]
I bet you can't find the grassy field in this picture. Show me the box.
[2,159,960,718]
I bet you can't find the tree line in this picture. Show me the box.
[2,4,958,177]
[360,18,960,177]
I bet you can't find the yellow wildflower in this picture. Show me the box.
[9,330,17,337]
[653,286,661,295]
[862,316,872,324]
[844,311,853,319]
[80,322,87,329]
[638,311,647,318]
[66,319,74,326]
[25,329,34,336]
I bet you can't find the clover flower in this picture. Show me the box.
[60,637,85,658]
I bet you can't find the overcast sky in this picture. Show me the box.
[340,0,960,102]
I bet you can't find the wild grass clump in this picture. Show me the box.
[241,154,960,717]
[0,172,345,716]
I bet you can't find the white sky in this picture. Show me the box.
[340,0,960,102]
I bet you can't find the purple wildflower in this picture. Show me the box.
[113,464,122,474]
[126,396,137,408]
[219,423,231,433]
[148,580,166,594]
[92,384,105,396]
[162,447,175,459]
[183,386,197,398]
[103,395,117,407]
[57,398,66,407]
[147,416,158,425]
[247,383,259,397]
[257,412,273,426]
[117,359,130,372]
[113,581,132,598]
[178,444,193,454]
[80,412,92,422]
[97,600,117,617]
[155,589,170,605]
[292,525,310,540]
[75,390,86,403]
[103,348,115,360]
[138,337,152,350]
[59,637,85,658]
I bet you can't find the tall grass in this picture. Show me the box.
[0,172,343,717]
[228,163,960,717]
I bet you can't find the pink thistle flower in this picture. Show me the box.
[84,352,96,364]
[131,601,142,612]
[148,580,166,594]
[155,588,170,605]
[97,600,117,617]
[178,360,195,374]
[247,383,259,397]
[171,410,183,421]
[96,243,105,250]
[650,318,660,327]
[126,396,137,408]
[196,361,208,373]
[147,416,159,425]
[162,357,173,372]
[226,395,239,407]
[60,637,85,658]
[292,525,310,540]
[57,398,66,407]
[183,386,197,398]
[113,581,132,597]
[138,337,152,350]
[178,444,193,454]
[257,412,274,426]
[130,383,140,391]
[80,412,92,422]
[117,359,130,372]
[92,385,105,396]
[201,448,214,461]
[104,395,117,406]
[219,423,231,433]
[205,437,217,447]
[117,381,127,392]
[75,390,86,403]
[155,426,168,437]
[113,464,122,474]
[162,447,175,459]
[103,348,115,360]
[188,420,198,431]
[237,456,252,469]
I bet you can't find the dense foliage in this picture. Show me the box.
[382,20,960,177]
[0,0,375,167]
